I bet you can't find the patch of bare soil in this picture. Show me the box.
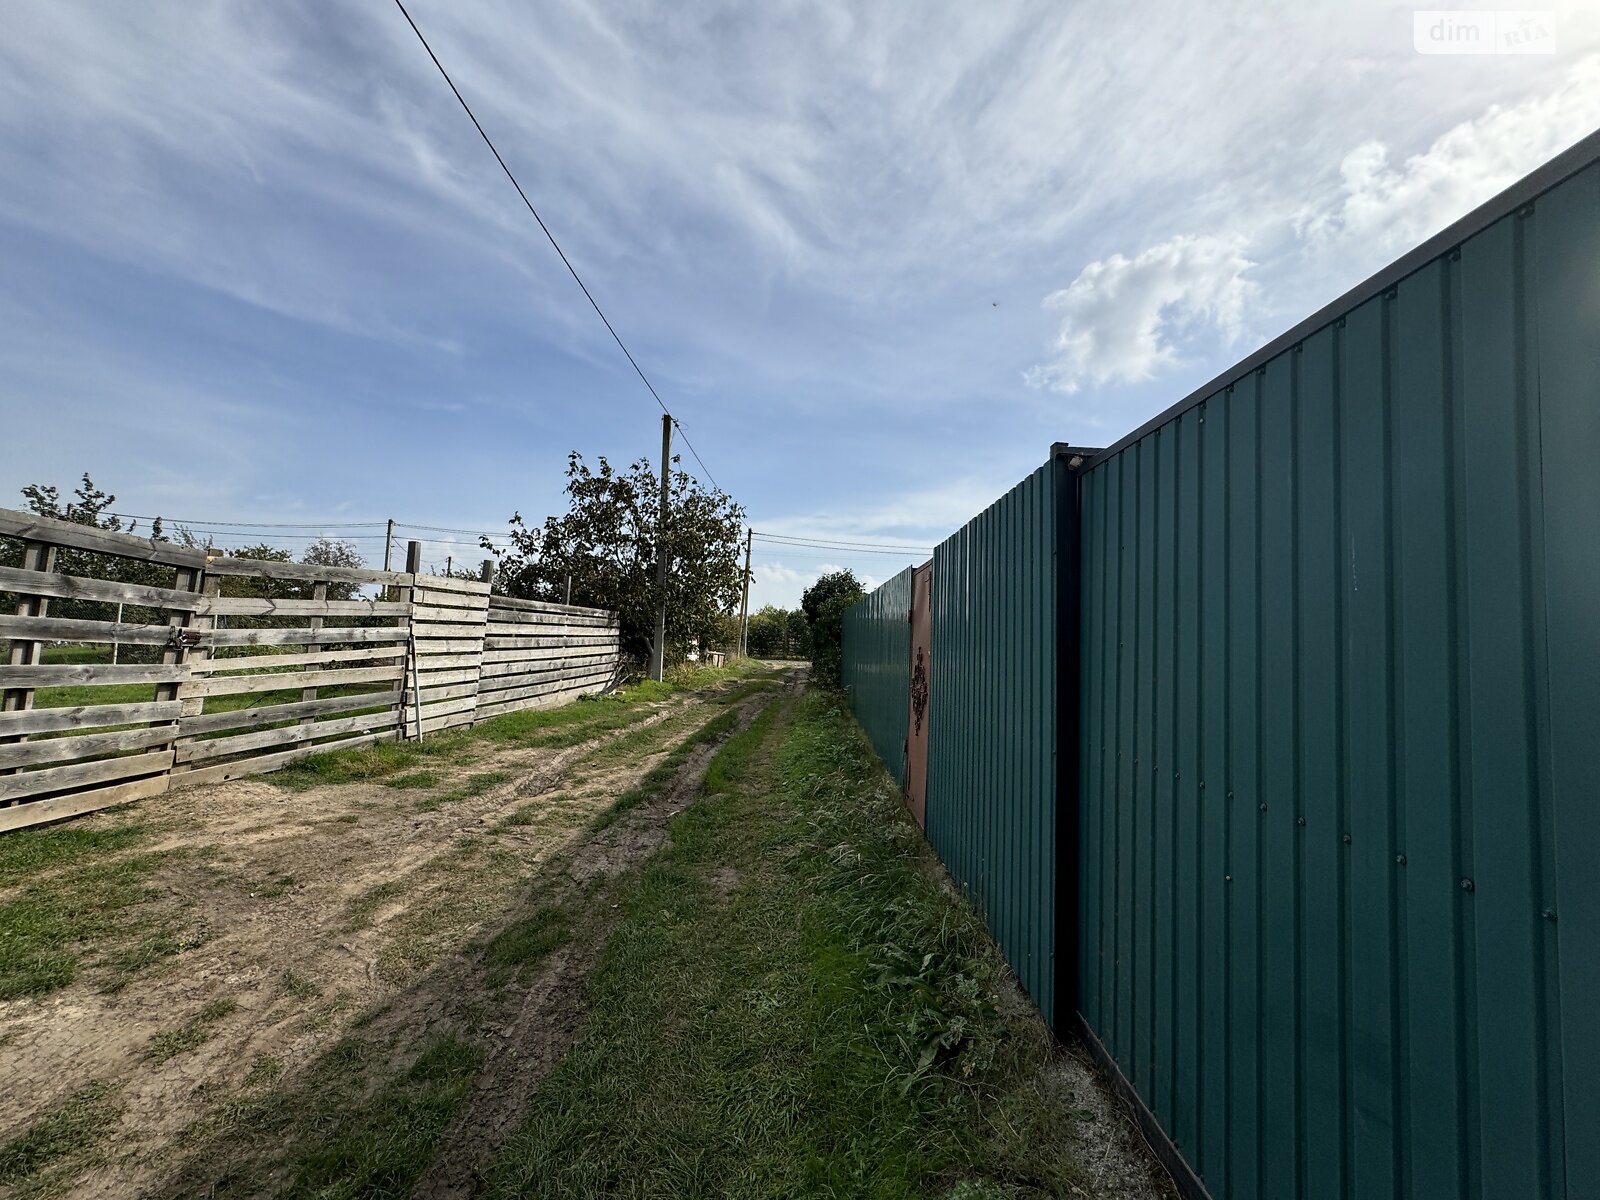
[0,673,781,1200]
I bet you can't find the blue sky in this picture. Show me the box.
[3,2,1596,607]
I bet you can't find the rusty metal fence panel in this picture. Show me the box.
[841,566,913,790]
[1076,140,1600,1199]
[926,462,1062,1023]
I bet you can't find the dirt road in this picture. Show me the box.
[0,667,789,1199]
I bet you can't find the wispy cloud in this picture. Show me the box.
[1025,53,1600,398]
[1298,54,1600,253]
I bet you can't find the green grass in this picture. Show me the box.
[261,663,756,793]
[482,691,1083,1199]
[156,1032,482,1200]
[0,823,148,885]
[0,1081,123,1192]
[0,850,193,999]
[383,770,441,790]
[413,770,514,813]
[341,880,407,931]
[143,997,239,1063]
[483,904,571,981]
[587,704,745,834]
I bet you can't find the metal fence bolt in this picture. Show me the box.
[1225,875,1233,883]
[1542,908,1557,922]
[1259,802,1268,813]
[1342,834,1352,845]
[1460,878,1475,892]
[1296,816,1306,827]
[1396,854,1407,866]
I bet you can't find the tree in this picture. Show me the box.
[801,568,864,626]
[222,543,297,601]
[489,451,744,664]
[302,538,366,600]
[802,569,865,685]
[745,605,790,657]
[1,474,179,625]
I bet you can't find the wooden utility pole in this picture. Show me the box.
[383,518,395,572]
[738,528,752,657]
[649,413,672,681]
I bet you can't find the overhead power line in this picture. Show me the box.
[107,512,388,529]
[391,0,722,494]
[753,531,935,554]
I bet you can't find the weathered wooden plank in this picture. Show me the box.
[413,627,490,644]
[175,709,401,763]
[407,652,479,671]
[413,667,479,688]
[177,688,402,736]
[418,692,478,717]
[411,605,489,624]
[475,671,615,707]
[0,614,174,648]
[0,508,209,568]
[481,641,618,663]
[194,646,406,672]
[0,566,206,612]
[201,597,410,618]
[175,730,398,788]
[415,640,484,656]
[484,608,617,628]
[0,663,188,689]
[480,661,617,687]
[203,557,410,585]
[183,665,402,698]
[409,681,479,705]
[0,700,183,737]
[476,685,604,720]
[0,774,170,833]
[0,725,179,770]
[484,635,620,652]
[481,647,620,668]
[411,574,490,594]
[486,594,611,618]
[0,749,173,802]
[197,626,410,649]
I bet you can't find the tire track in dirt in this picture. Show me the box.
[408,673,802,1200]
[1,673,774,1200]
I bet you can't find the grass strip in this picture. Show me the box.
[0,1080,123,1191]
[142,998,239,1063]
[482,691,1085,1199]
[267,663,759,792]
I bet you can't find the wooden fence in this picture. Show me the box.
[0,507,622,832]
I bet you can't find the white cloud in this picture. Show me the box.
[1299,54,1600,253]
[1025,53,1600,400]
[1024,235,1258,394]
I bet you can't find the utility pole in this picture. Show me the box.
[446,554,452,577]
[738,527,752,657]
[382,518,395,572]
[564,574,572,606]
[649,413,672,681]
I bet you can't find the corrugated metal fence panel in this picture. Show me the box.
[1076,156,1600,1199]
[927,462,1059,1022]
[841,566,912,790]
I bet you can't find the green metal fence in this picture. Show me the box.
[1076,143,1599,1199]
[841,130,1599,1200]
[840,566,912,789]
[926,462,1064,1022]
